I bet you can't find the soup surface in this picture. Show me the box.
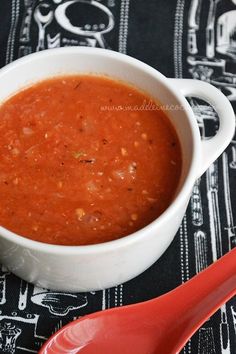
[0,75,181,245]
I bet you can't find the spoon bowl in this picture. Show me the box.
[40,248,236,354]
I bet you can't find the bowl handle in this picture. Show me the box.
[169,79,235,177]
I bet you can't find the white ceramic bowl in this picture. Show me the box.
[0,47,234,292]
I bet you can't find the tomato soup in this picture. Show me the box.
[0,75,181,245]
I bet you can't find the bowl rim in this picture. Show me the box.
[0,47,201,254]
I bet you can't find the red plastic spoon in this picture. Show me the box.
[40,248,236,354]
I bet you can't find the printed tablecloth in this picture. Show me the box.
[0,1,236,353]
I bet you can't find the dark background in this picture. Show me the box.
[0,1,235,353]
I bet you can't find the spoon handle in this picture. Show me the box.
[153,248,236,353]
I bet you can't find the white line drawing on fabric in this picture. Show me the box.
[20,0,34,43]
[85,37,97,46]
[206,0,220,59]
[0,266,10,306]
[21,0,116,53]
[219,307,231,354]
[230,306,236,338]
[223,87,236,101]
[189,66,216,83]
[0,276,6,306]
[114,286,118,307]
[0,323,21,354]
[112,285,123,307]
[52,320,63,335]
[222,152,236,249]
[180,216,192,354]
[216,10,236,59]
[194,231,208,273]
[108,0,115,7]
[107,288,111,309]
[0,314,46,353]
[47,33,61,48]
[206,161,230,353]
[101,286,122,312]
[119,284,123,306]
[118,0,130,54]
[188,98,219,139]
[191,179,203,226]
[197,327,216,354]
[194,231,217,350]
[230,145,236,169]
[30,287,88,316]
[207,162,223,260]
[180,216,190,284]
[5,0,20,64]
[18,281,28,311]
[174,0,186,78]
[187,2,236,102]
[188,0,202,55]
[34,3,54,51]
[17,348,37,353]
[102,289,106,310]
[54,0,115,48]
[18,45,32,57]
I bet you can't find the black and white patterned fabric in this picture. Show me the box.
[0,1,236,353]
